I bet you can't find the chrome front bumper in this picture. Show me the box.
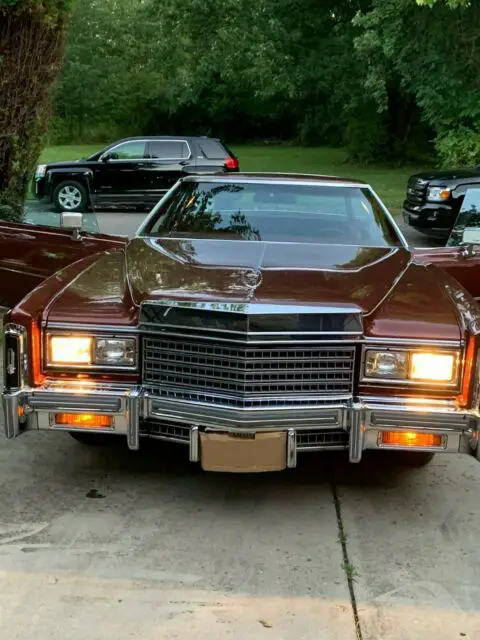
[3,383,480,466]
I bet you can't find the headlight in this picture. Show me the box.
[427,187,451,202]
[365,351,408,379]
[50,336,92,364]
[94,338,136,366]
[48,335,136,368]
[364,350,457,384]
[410,352,455,382]
[35,164,47,177]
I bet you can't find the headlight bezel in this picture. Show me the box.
[45,332,138,371]
[426,186,451,202]
[361,346,461,388]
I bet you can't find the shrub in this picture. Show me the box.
[436,128,480,168]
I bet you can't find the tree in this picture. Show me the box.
[0,0,72,221]
[353,0,480,164]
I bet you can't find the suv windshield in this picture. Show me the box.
[144,181,401,246]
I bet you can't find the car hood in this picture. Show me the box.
[411,168,480,184]
[46,160,84,169]
[45,238,461,341]
[125,238,410,313]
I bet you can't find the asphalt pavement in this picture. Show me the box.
[2,206,474,640]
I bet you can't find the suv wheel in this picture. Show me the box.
[53,181,88,212]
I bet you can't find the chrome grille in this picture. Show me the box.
[296,429,348,450]
[143,335,355,407]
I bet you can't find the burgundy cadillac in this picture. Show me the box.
[2,173,480,472]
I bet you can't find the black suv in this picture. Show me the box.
[33,136,239,212]
[403,167,480,240]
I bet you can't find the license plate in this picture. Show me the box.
[200,432,287,473]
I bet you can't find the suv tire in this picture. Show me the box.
[53,180,88,213]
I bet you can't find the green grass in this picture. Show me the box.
[39,144,425,213]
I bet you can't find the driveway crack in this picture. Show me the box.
[330,471,363,640]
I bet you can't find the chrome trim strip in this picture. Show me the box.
[140,324,362,337]
[4,323,28,391]
[140,300,362,315]
[181,177,368,188]
[45,323,460,348]
[127,389,140,450]
[99,139,192,163]
[287,428,297,468]
[2,393,21,438]
[135,183,183,236]
[349,404,366,463]
[190,425,200,462]
[45,323,139,334]
[363,337,462,347]
[140,330,359,345]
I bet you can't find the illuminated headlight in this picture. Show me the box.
[35,164,47,177]
[48,335,136,367]
[427,187,451,202]
[364,350,457,384]
[410,352,455,382]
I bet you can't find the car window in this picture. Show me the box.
[447,187,480,246]
[198,140,227,159]
[109,141,146,160]
[147,141,189,159]
[144,181,401,246]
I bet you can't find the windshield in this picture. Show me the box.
[143,181,401,246]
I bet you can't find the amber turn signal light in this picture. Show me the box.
[380,431,443,448]
[54,413,113,429]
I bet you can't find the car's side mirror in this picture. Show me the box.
[61,211,83,240]
[102,152,118,162]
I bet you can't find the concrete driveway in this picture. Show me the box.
[2,209,477,640]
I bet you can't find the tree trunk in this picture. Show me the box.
[0,2,70,221]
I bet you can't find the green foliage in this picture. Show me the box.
[436,128,480,168]
[0,0,71,220]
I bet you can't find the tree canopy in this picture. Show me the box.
[1,0,479,221]
[48,0,479,166]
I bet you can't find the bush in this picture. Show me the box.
[436,128,480,168]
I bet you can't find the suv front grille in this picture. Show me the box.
[406,178,428,204]
[142,335,355,408]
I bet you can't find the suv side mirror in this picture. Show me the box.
[61,211,83,240]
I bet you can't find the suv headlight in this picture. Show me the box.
[48,335,137,368]
[364,349,458,384]
[426,187,451,202]
[35,164,47,178]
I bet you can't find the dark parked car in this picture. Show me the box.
[403,167,480,240]
[33,136,239,212]
[4,174,480,473]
